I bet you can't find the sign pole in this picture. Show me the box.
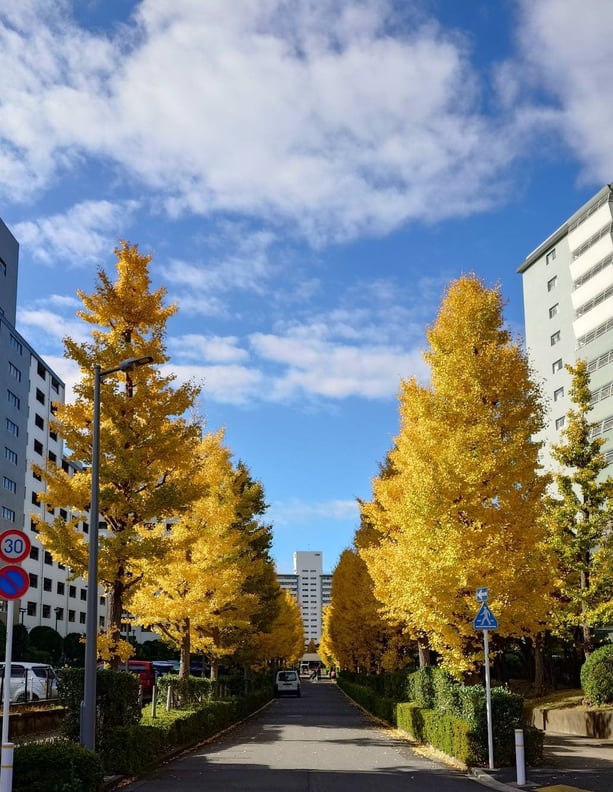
[483,627,494,770]
[1,599,15,792]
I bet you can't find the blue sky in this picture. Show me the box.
[1,1,612,573]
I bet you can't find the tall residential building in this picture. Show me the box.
[277,551,332,645]
[519,184,613,470]
[0,220,107,637]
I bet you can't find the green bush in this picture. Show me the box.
[406,667,437,708]
[581,644,613,704]
[340,673,543,767]
[13,741,104,792]
[103,691,271,775]
[155,674,213,708]
[57,667,141,747]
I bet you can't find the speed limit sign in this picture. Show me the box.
[0,529,31,564]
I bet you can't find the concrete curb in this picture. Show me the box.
[469,766,532,791]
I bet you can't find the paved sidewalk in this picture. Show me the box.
[473,733,613,792]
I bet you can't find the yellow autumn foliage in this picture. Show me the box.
[362,275,555,675]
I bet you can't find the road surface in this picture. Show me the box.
[123,678,482,791]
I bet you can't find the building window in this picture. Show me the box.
[79,612,86,624]
[31,491,39,505]
[29,546,39,560]
[35,414,44,430]
[546,248,557,265]
[9,335,22,355]
[5,418,18,436]
[549,303,559,319]
[1,507,15,522]
[550,331,561,346]
[27,601,36,616]
[0,257,5,275]
[33,440,43,456]
[30,518,38,532]
[29,573,38,588]
[552,358,563,373]
[43,577,52,592]
[554,387,565,402]
[7,390,20,409]
[42,604,51,619]
[69,585,76,598]
[48,450,57,464]
[68,610,75,623]
[2,476,16,494]
[51,377,59,393]
[55,607,64,620]
[37,361,46,379]
[555,416,566,430]
[4,447,17,465]
[80,589,87,601]
[547,275,558,292]
[44,551,53,565]
[36,389,45,405]
[57,581,65,595]
[8,362,21,382]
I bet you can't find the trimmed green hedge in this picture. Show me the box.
[338,670,544,767]
[13,741,104,792]
[103,690,271,775]
[581,644,613,705]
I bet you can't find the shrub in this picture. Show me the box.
[581,644,613,705]
[57,667,141,747]
[13,741,104,792]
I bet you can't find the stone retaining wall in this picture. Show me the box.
[528,706,612,738]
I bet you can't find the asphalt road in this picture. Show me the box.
[122,678,481,791]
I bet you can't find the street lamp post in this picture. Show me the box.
[80,356,153,751]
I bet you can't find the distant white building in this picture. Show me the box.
[519,184,613,471]
[277,551,332,645]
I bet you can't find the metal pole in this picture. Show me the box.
[483,629,494,770]
[80,364,100,751]
[1,599,15,792]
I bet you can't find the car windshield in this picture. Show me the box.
[278,672,297,681]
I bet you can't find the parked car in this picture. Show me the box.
[274,669,301,697]
[152,660,179,679]
[0,662,58,702]
[126,660,156,699]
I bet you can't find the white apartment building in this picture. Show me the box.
[519,184,613,470]
[277,551,332,645]
[0,219,107,639]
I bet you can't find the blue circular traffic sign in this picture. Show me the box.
[0,565,29,600]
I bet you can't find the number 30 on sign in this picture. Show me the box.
[0,529,31,564]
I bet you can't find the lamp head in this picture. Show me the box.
[118,356,154,372]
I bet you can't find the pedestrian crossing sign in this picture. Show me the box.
[473,603,498,630]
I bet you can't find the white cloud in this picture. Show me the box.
[268,497,359,527]
[13,200,139,266]
[41,355,81,402]
[515,0,613,181]
[168,334,249,363]
[0,1,517,242]
[16,307,89,346]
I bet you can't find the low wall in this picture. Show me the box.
[528,706,612,738]
[7,707,64,739]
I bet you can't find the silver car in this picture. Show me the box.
[0,662,59,702]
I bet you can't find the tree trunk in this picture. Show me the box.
[533,632,545,696]
[179,621,190,682]
[417,635,431,667]
[580,568,593,659]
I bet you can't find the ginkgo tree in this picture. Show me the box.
[251,588,304,671]
[547,360,613,658]
[128,431,279,680]
[34,242,202,667]
[361,275,555,676]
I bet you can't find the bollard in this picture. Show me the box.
[0,742,14,792]
[515,728,526,786]
[166,684,172,712]
[151,685,157,719]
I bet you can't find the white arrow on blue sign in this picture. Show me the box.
[473,603,498,630]
[476,587,488,602]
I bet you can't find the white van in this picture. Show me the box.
[0,663,59,702]
[274,669,301,697]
